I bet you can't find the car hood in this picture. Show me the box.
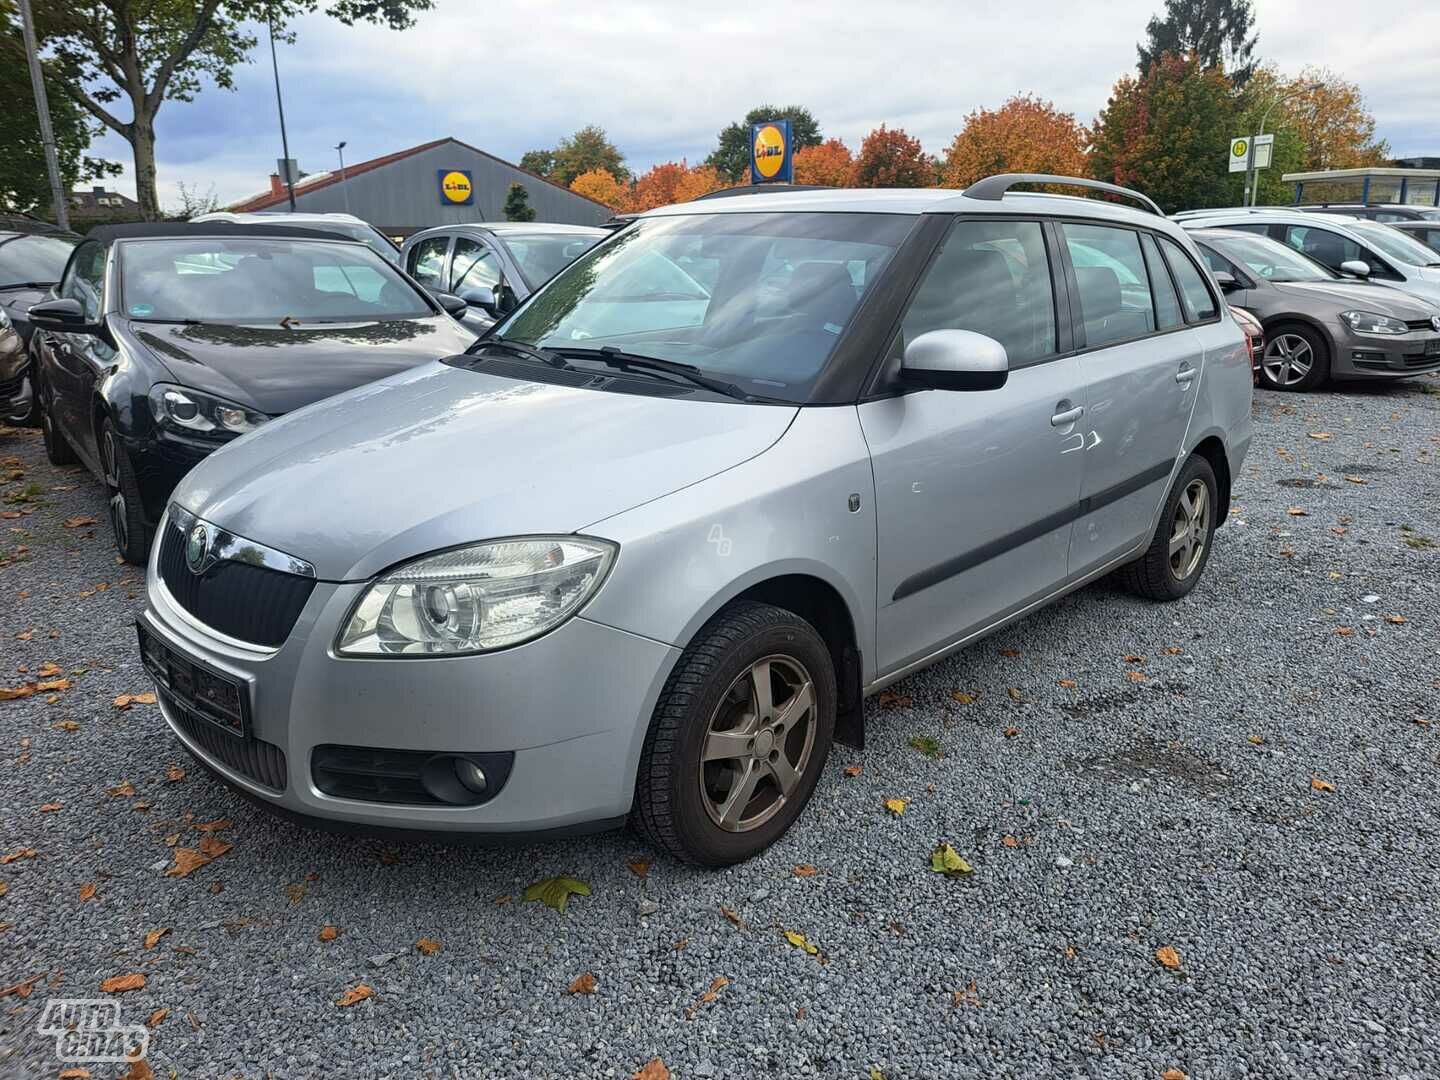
[119,316,476,416]
[1269,280,1440,316]
[172,362,798,581]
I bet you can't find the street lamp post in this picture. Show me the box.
[17,0,69,230]
[1246,82,1323,207]
[333,141,351,215]
[268,14,297,211]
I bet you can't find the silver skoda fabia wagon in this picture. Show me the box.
[140,175,1253,865]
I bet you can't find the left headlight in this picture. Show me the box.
[336,536,617,657]
[1341,310,1409,335]
[148,382,268,437]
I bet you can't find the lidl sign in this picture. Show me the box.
[439,169,474,205]
[750,120,793,185]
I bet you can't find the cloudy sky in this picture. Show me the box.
[85,0,1440,211]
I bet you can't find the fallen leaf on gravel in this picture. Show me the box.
[1163,646,1182,655]
[198,836,231,858]
[39,802,62,812]
[783,930,819,955]
[1,848,36,863]
[1058,679,1077,689]
[146,1008,168,1027]
[523,875,591,914]
[1006,687,1023,702]
[336,983,374,1007]
[951,978,981,1007]
[684,975,728,1018]
[34,678,69,692]
[107,781,136,797]
[1064,945,1079,961]
[164,764,185,782]
[1155,946,1181,970]
[909,735,942,758]
[493,895,511,905]
[193,818,231,833]
[36,662,60,677]
[1307,432,1332,441]
[0,973,43,997]
[1247,735,1265,746]
[100,973,146,993]
[416,938,442,956]
[720,905,746,928]
[113,692,157,711]
[79,883,97,902]
[998,648,1020,657]
[165,843,227,877]
[1123,654,1145,663]
[633,1059,669,1080]
[1343,475,1368,485]
[1127,671,1148,683]
[843,765,862,777]
[1002,835,1019,848]
[930,843,973,876]
[883,798,907,816]
[877,690,912,709]
[52,720,79,731]
[625,857,650,878]
[318,926,339,942]
[58,1068,91,1079]
[163,833,179,847]
[1002,726,1020,738]
[120,1060,154,1080]
[870,1069,887,1080]
[0,685,36,701]
[62,516,98,528]
[143,928,169,949]
[1162,1070,1187,1080]
[950,690,976,705]
[1386,614,1407,625]
[792,864,818,877]
[1334,627,1354,637]
[285,883,307,905]
[1287,506,1308,516]
[567,971,597,994]
[1311,776,1335,793]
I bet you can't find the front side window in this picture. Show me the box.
[901,218,1057,365]
[61,241,106,320]
[1062,223,1154,347]
[450,238,500,293]
[1282,225,1363,272]
[119,238,431,323]
[408,236,449,289]
[1159,237,1218,321]
[493,212,910,402]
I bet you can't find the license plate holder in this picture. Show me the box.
[136,622,249,739]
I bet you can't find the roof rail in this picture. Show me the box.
[964,174,1162,217]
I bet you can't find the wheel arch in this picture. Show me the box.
[1259,313,1336,362]
[1189,434,1231,527]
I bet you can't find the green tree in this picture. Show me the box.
[502,182,535,222]
[705,105,823,183]
[0,24,119,214]
[1138,0,1258,83]
[1092,54,1240,213]
[519,149,554,177]
[548,126,627,187]
[6,0,432,221]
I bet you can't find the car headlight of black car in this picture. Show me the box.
[148,382,268,437]
[1340,311,1409,336]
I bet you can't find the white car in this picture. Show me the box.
[192,211,399,264]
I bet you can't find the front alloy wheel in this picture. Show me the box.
[1258,323,1328,391]
[99,418,151,565]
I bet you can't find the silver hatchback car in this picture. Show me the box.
[140,175,1252,865]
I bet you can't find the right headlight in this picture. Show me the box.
[336,536,617,657]
[1340,310,1409,335]
[148,382,268,437]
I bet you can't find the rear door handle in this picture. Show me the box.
[1051,405,1084,427]
[1176,364,1196,385]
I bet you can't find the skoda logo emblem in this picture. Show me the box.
[185,523,210,573]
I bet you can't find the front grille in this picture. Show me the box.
[312,744,513,806]
[165,687,287,792]
[1405,319,1437,332]
[158,524,314,647]
[1402,352,1440,369]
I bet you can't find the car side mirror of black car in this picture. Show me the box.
[1339,259,1371,279]
[27,297,106,337]
[901,329,1009,391]
[456,285,499,318]
[1213,271,1240,292]
[433,292,469,318]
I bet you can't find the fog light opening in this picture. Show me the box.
[419,754,489,805]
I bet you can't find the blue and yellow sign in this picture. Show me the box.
[750,120,793,185]
[438,169,474,206]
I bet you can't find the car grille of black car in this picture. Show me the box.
[157,524,315,648]
[164,687,287,792]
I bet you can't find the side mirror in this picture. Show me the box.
[1339,259,1371,278]
[1213,271,1240,292]
[456,285,499,317]
[433,292,469,318]
[28,297,103,335]
[901,329,1008,391]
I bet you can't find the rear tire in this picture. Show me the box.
[1116,454,1218,602]
[633,601,836,866]
[39,376,77,465]
[99,418,151,565]
[1259,322,1329,391]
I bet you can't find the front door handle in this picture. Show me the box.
[1176,364,1196,385]
[1051,405,1084,427]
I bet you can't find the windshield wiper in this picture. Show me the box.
[476,336,571,369]
[0,280,56,290]
[555,345,753,401]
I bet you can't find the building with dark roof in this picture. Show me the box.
[70,186,142,221]
[227,137,611,234]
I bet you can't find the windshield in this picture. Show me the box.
[491,212,911,401]
[0,233,77,287]
[1209,234,1334,282]
[329,223,401,263]
[496,232,602,287]
[119,237,432,324]
[1352,222,1440,266]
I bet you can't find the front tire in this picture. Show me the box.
[99,418,151,565]
[634,601,836,866]
[1116,454,1218,602]
[39,376,77,466]
[1259,322,1329,391]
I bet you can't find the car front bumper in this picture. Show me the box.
[139,533,680,836]
[1333,328,1440,379]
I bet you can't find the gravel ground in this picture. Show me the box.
[2,374,1438,1080]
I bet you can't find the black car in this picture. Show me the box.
[0,219,79,424]
[28,222,475,562]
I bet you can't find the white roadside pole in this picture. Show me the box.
[18,0,70,231]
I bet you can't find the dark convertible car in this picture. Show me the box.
[0,219,79,424]
[29,222,475,562]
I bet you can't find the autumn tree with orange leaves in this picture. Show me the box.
[850,125,933,188]
[625,161,728,213]
[940,96,1090,188]
[794,139,855,186]
[570,168,628,209]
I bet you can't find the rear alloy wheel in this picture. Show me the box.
[1259,323,1329,391]
[1116,454,1218,602]
[634,601,836,866]
[99,418,151,565]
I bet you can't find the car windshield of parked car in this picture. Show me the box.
[1351,222,1440,266]
[0,234,77,287]
[118,238,432,324]
[491,212,911,400]
[1211,234,1335,282]
[329,223,401,263]
[496,232,602,288]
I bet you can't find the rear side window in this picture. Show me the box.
[1159,238,1218,321]
[1061,223,1155,347]
[1281,225,1362,273]
[1140,233,1184,330]
[407,236,448,290]
[901,219,1057,365]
